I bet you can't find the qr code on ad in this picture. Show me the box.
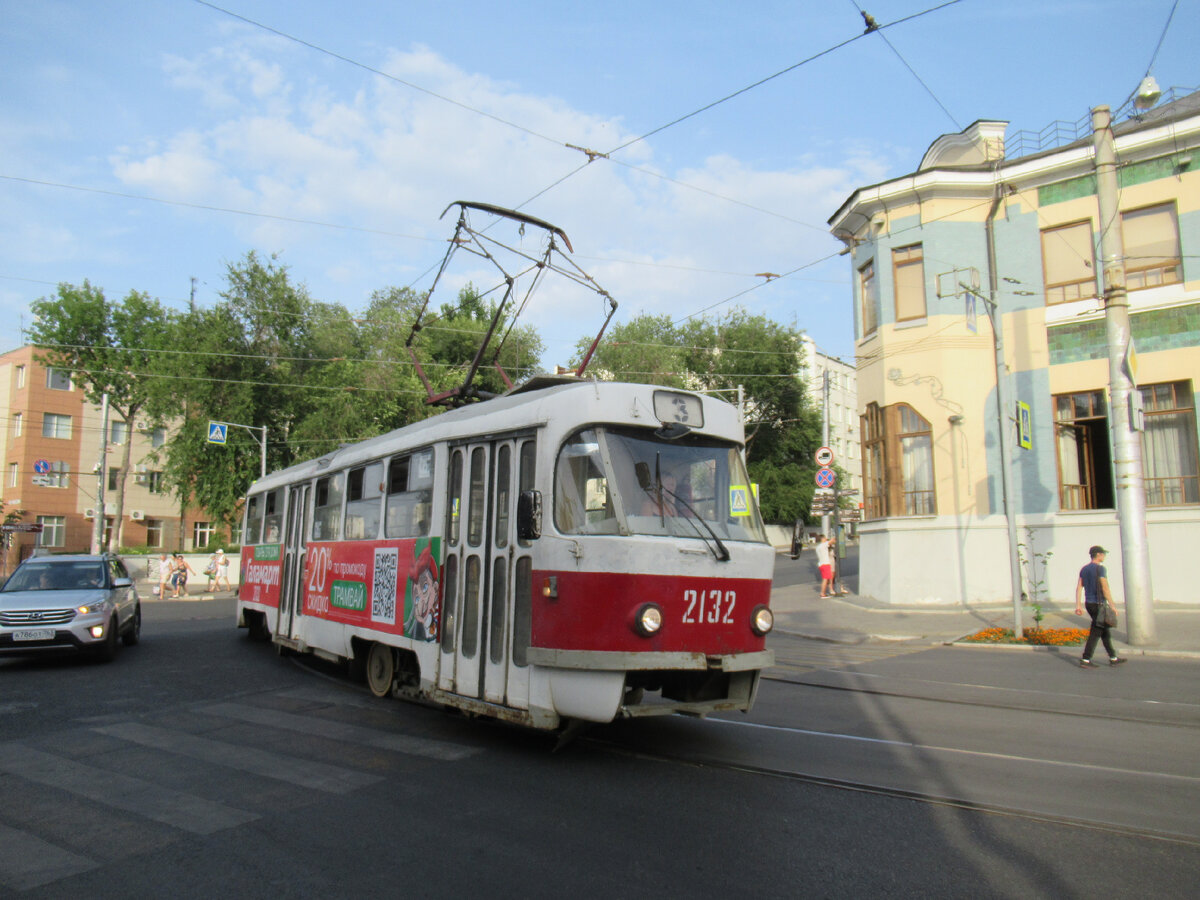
[371,547,398,625]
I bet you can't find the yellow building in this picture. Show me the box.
[828,90,1199,606]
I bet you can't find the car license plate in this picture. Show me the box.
[13,629,55,642]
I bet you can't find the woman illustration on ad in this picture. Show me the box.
[405,543,440,641]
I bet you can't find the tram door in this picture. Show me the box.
[438,444,489,696]
[276,483,309,642]
[437,438,530,705]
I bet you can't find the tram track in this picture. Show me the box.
[585,725,1200,848]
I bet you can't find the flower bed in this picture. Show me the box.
[960,626,1091,646]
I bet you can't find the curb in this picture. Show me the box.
[947,640,1200,660]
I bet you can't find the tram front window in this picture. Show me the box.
[554,427,767,543]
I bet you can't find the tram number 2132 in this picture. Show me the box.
[682,589,736,625]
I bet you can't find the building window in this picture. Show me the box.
[44,461,69,489]
[192,521,216,548]
[36,515,65,548]
[1141,381,1199,506]
[42,413,72,439]
[108,468,121,492]
[111,421,128,445]
[145,518,164,548]
[1042,220,1097,304]
[1054,390,1113,510]
[860,403,936,519]
[15,365,25,389]
[151,427,167,448]
[12,412,21,438]
[7,462,17,488]
[892,244,926,322]
[147,471,166,494]
[859,260,878,337]
[1122,203,1181,290]
[46,368,72,390]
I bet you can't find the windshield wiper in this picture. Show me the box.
[636,457,730,562]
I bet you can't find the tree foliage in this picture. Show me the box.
[575,309,824,524]
[28,281,173,549]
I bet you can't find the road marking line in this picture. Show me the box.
[0,743,259,835]
[711,718,1200,784]
[0,823,96,891]
[93,722,383,793]
[201,702,479,761]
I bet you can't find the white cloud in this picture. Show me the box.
[109,37,883,361]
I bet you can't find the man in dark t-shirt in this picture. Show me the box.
[1074,545,1126,668]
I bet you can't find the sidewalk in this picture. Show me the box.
[770,579,1200,659]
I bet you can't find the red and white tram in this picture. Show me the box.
[237,376,775,731]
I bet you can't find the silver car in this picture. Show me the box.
[0,553,141,661]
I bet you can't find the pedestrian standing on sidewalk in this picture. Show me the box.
[215,548,231,591]
[1075,545,1126,668]
[170,553,195,599]
[815,535,834,598]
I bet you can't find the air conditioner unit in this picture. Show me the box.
[136,420,150,432]
[84,508,96,519]
[130,510,145,521]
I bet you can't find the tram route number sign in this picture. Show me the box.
[815,467,836,489]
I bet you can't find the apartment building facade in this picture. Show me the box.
[828,91,1200,606]
[1,346,226,569]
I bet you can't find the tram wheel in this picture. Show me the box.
[365,643,395,698]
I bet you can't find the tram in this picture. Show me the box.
[236,376,776,731]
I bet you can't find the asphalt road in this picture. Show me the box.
[1,597,1197,897]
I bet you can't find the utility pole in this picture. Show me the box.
[982,182,1026,640]
[821,368,831,538]
[91,393,109,554]
[1092,105,1156,645]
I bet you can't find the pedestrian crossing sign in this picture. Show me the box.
[730,485,750,517]
[207,422,228,445]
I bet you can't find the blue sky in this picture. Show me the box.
[1,0,1195,370]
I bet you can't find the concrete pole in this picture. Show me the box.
[983,185,1025,640]
[91,393,109,555]
[821,368,831,538]
[260,425,268,480]
[1092,106,1156,645]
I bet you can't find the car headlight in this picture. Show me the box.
[632,603,663,637]
[750,605,774,636]
[77,599,111,615]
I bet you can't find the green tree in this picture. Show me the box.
[28,281,173,550]
[575,309,822,524]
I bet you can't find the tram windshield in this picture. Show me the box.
[554,426,768,544]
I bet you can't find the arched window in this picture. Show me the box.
[860,402,936,519]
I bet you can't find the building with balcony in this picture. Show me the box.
[828,90,1200,606]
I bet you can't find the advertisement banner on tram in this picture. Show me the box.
[241,543,283,609]
[302,537,442,642]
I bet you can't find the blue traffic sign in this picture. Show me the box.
[33,459,51,474]
[207,422,228,445]
[815,467,836,489]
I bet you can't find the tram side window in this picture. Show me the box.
[263,489,284,544]
[312,473,344,541]
[447,450,464,546]
[555,429,617,535]
[245,494,263,545]
[517,439,536,549]
[345,462,384,540]
[385,449,433,538]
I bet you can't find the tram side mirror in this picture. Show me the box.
[634,462,652,491]
[517,490,542,541]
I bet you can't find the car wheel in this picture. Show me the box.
[122,604,141,646]
[365,642,395,698]
[93,615,120,663]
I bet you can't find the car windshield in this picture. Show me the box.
[2,562,108,592]
[554,426,768,544]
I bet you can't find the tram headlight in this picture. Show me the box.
[750,605,774,636]
[632,603,663,637]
